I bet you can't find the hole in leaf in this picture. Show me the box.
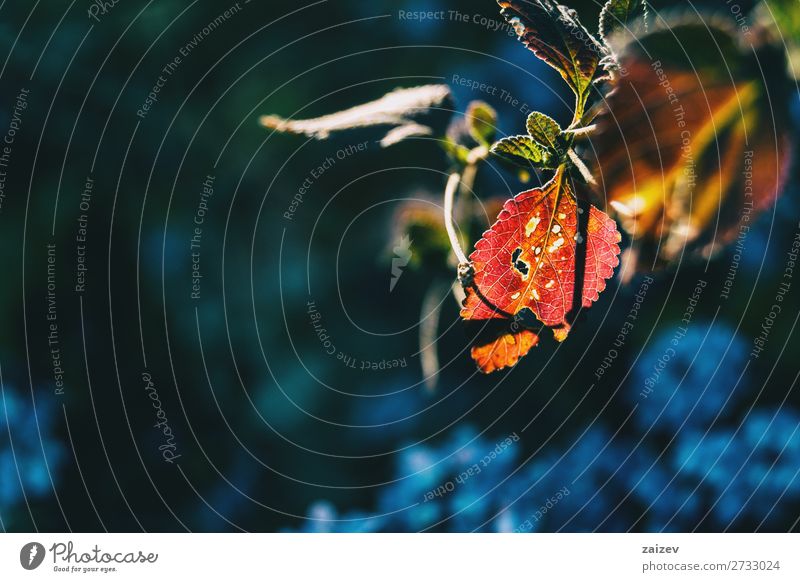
[511,247,530,276]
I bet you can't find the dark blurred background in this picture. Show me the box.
[1,0,799,533]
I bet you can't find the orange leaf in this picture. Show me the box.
[461,167,621,342]
[590,20,792,270]
[471,329,539,374]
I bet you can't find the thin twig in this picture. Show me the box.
[460,161,479,198]
[453,158,478,256]
[567,148,597,186]
[419,279,448,391]
[445,146,486,290]
[450,279,466,307]
[466,145,488,166]
[457,147,487,217]
[565,124,597,138]
[444,171,469,266]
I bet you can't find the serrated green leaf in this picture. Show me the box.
[466,100,498,146]
[599,0,648,40]
[526,112,563,154]
[498,0,604,112]
[490,135,555,168]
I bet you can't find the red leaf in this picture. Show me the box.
[471,329,539,374]
[461,168,621,342]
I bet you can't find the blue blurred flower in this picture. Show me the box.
[630,322,749,434]
[293,425,700,532]
[294,425,521,532]
[493,427,701,533]
[0,386,66,526]
[290,405,800,532]
[674,408,800,527]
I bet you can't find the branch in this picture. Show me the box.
[445,146,486,288]
[444,172,470,267]
[466,144,489,166]
[419,279,448,391]
[567,148,597,186]
[564,124,597,138]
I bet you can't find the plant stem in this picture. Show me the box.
[454,148,483,243]
[460,161,478,198]
[567,148,597,186]
[565,124,597,138]
[445,146,486,288]
[453,158,478,249]
[444,171,469,266]
[466,145,488,166]
[419,278,448,392]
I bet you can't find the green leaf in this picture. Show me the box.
[599,0,648,40]
[465,100,498,147]
[490,135,556,168]
[755,0,800,80]
[441,139,471,165]
[260,84,453,147]
[526,111,563,154]
[758,0,800,37]
[497,0,604,109]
